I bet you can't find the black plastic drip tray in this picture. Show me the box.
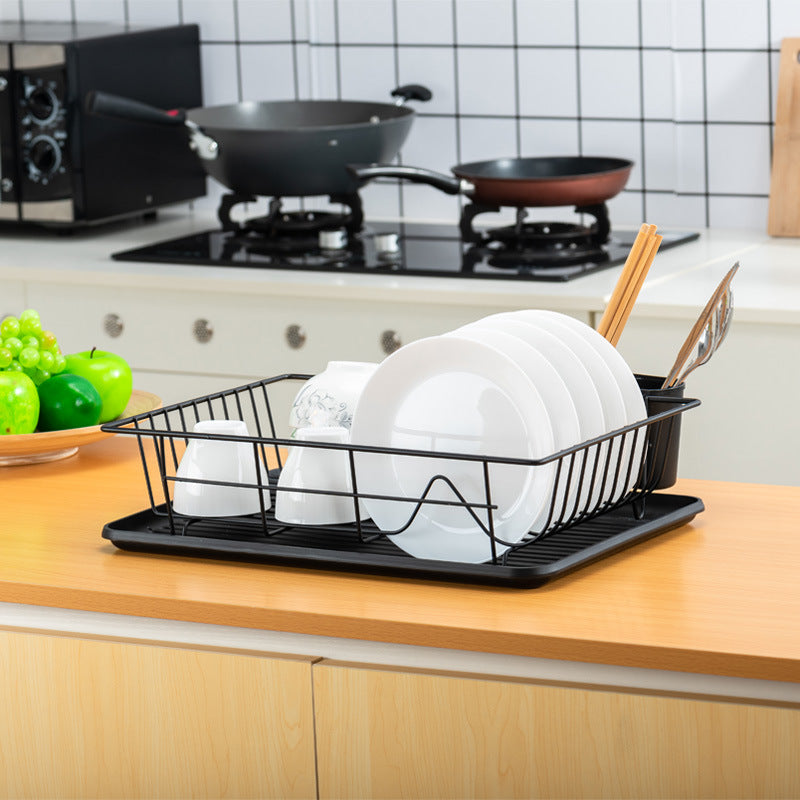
[103,493,703,588]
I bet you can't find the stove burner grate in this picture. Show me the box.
[217,192,365,236]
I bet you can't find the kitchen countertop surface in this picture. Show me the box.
[1,435,799,685]
[1,211,799,322]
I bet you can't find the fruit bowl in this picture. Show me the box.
[0,389,162,466]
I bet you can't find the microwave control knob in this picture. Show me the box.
[26,135,61,179]
[380,329,402,355]
[0,77,7,92]
[25,84,59,125]
[0,178,12,194]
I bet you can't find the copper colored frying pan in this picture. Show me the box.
[350,156,633,207]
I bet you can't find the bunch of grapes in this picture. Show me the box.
[0,309,67,385]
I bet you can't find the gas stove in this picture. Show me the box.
[113,198,699,282]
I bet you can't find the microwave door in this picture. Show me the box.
[0,44,20,220]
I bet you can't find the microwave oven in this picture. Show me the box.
[0,21,206,227]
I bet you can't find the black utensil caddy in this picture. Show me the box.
[101,374,702,588]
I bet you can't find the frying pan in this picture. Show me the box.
[350,156,633,208]
[85,86,431,199]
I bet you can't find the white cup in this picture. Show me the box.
[289,361,378,434]
[173,419,269,517]
[275,425,367,525]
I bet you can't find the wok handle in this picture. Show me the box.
[85,90,187,126]
[391,84,433,103]
[348,164,469,195]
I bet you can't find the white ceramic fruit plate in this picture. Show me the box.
[0,389,162,466]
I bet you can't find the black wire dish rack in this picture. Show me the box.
[100,373,703,588]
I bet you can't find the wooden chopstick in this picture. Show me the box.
[607,231,663,347]
[596,223,656,340]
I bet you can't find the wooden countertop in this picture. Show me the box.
[2,435,799,682]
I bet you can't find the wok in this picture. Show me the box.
[350,156,633,208]
[85,85,431,199]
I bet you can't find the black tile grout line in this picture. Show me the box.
[277,42,783,54]
[637,0,647,223]
[766,0,774,162]
[512,0,521,157]
[289,0,300,101]
[232,0,243,103]
[407,112,773,126]
[333,0,342,100]
[450,0,463,217]
[701,0,711,228]
[390,0,405,221]
[574,0,583,156]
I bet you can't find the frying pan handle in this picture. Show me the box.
[391,84,433,104]
[348,164,470,195]
[85,90,187,125]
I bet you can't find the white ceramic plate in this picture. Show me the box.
[447,326,581,531]
[349,335,557,563]
[510,310,647,502]
[458,316,606,516]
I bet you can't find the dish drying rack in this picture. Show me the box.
[101,374,702,587]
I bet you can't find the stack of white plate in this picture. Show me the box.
[349,310,647,564]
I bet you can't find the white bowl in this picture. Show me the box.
[173,419,269,517]
[289,361,378,433]
[275,425,366,525]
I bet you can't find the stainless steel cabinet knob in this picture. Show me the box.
[102,313,124,338]
[285,324,307,349]
[193,318,214,343]
[380,329,402,355]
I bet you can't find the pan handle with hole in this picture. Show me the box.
[84,90,187,125]
[348,164,474,195]
[84,90,219,160]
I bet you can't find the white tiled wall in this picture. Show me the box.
[5,0,797,231]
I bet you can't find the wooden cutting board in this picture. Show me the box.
[768,38,800,236]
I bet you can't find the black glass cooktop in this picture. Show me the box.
[112,221,700,282]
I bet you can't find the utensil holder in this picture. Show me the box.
[635,374,685,490]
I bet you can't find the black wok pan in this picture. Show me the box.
[350,156,633,208]
[85,86,431,198]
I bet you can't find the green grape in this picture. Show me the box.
[18,347,40,368]
[31,368,51,386]
[19,316,42,336]
[52,353,66,374]
[38,350,55,371]
[39,330,57,350]
[5,361,23,373]
[0,347,12,369]
[4,336,22,357]
[18,309,40,323]
[0,316,20,338]
[20,335,39,350]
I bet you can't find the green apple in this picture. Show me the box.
[0,371,40,435]
[63,348,133,423]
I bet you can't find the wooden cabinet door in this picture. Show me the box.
[313,660,800,799]
[0,630,318,799]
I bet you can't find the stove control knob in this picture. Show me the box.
[318,228,348,251]
[375,233,400,259]
[380,329,402,355]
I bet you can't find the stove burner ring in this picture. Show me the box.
[484,244,608,270]
[245,210,351,236]
[485,221,598,249]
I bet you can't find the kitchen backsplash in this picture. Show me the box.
[4,0,798,230]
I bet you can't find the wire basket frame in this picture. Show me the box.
[102,374,699,566]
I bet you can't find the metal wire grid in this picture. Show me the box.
[102,374,699,566]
